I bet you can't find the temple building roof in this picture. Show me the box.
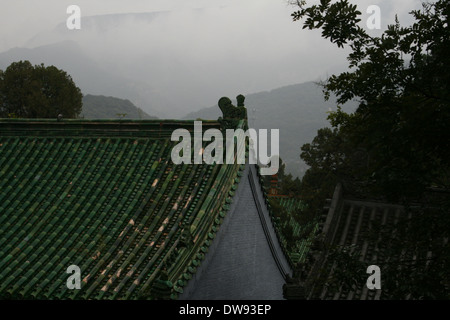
[0,98,293,300]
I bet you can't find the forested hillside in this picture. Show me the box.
[81,94,156,119]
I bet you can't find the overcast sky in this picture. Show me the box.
[1,0,424,51]
[0,0,424,117]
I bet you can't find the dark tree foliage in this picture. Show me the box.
[0,60,82,118]
[298,128,340,222]
[292,0,450,198]
[292,0,450,299]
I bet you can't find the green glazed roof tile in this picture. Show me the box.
[0,118,244,300]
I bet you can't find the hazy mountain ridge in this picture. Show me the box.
[185,82,357,178]
[0,41,165,118]
[2,7,351,119]
[81,94,156,119]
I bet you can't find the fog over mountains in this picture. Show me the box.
[0,1,422,118]
[0,8,350,119]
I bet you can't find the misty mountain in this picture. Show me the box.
[4,7,350,119]
[184,81,357,178]
[0,41,166,118]
[81,94,156,119]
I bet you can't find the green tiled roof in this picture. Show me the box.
[277,198,306,213]
[270,197,317,265]
[0,118,246,299]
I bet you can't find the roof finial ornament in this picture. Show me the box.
[217,95,247,129]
